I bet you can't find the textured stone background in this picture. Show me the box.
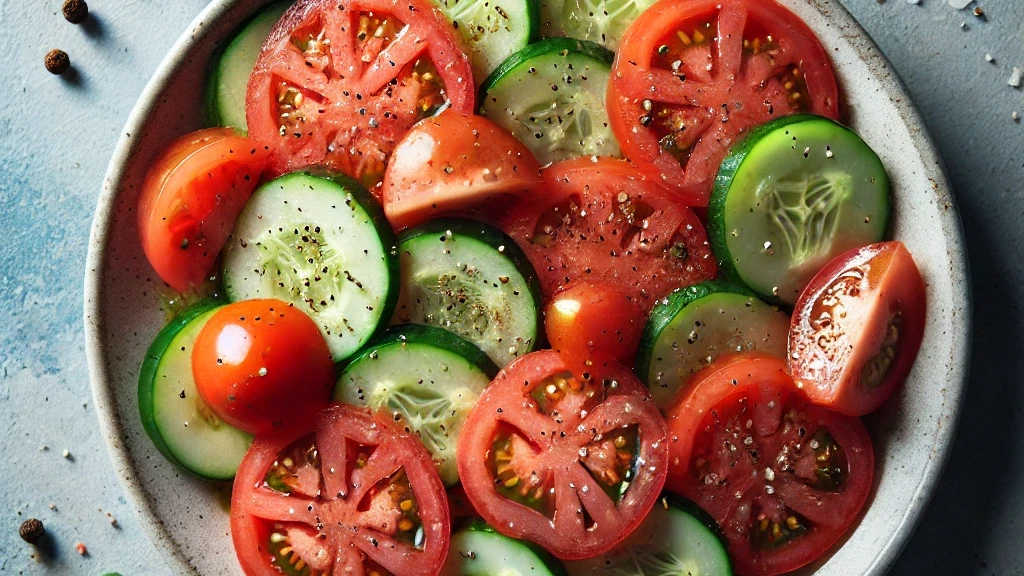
[0,0,1020,574]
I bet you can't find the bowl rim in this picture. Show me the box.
[83,0,973,574]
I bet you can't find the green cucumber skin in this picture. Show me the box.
[445,519,569,576]
[344,323,500,379]
[708,115,891,305]
[137,300,222,468]
[478,37,615,105]
[635,280,759,385]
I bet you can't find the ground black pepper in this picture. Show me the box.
[19,518,45,544]
[62,0,89,24]
[45,50,70,75]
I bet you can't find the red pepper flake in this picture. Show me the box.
[75,542,88,556]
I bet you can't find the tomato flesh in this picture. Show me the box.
[457,350,668,559]
[610,0,840,206]
[137,128,268,293]
[231,404,450,576]
[499,158,717,312]
[665,353,873,576]
[789,241,926,416]
[192,299,335,434]
[246,0,475,190]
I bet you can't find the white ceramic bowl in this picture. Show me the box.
[84,1,971,574]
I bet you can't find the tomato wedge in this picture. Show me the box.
[457,350,668,559]
[789,241,927,416]
[498,157,717,312]
[137,128,268,293]
[246,0,475,189]
[665,353,873,576]
[231,404,450,576]
[609,0,840,206]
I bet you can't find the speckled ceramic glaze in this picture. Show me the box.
[84,0,971,574]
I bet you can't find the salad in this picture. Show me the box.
[134,0,928,574]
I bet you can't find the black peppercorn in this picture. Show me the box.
[45,49,70,75]
[62,0,89,24]
[19,518,45,544]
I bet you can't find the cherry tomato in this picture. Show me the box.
[137,128,268,292]
[789,241,926,416]
[666,353,874,575]
[382,113,542,230]
[231,404,450,576]
[246,0,475,190]
[545,281,645,378]
[609,0,840,206]
[192,299,334,434]
[457,350,668,559]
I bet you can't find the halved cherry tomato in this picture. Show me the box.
[498,157,717,312]
[666,353,873,576]
[231,404,450,576]
[246,0,475,190]
[609,0,840,206]
[545,281,645,378]
[192,299,334,434]
[457,350,668,559]
[789,241,926,416]
[137,128,268,293]
[382,113,541,230]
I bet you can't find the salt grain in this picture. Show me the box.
[1008,67,1022,88]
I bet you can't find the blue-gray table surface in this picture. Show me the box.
[0,0,1021,574]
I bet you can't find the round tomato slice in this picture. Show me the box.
[382,112,541,230]
[789,241,926,416]
[457,350,668,559]
[665,353,873,576]
[137,128,268,293]
[231,404,450,576]
[499,157,717,312]
[609,0,840,206]
[246,0,475,190]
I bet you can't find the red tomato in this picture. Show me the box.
[545,281,645,378]
[192,300,334,434]
[457,350,668,559]
[231,404,450,576]
[666,353,873,576]
[246,0,475,190]
[789,241,926,416]
[137,128,268,293]
[609,0,840,206]
[499,157,717,312]
[382,113,541,230]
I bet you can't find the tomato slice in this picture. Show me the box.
[231,404,450,576]
[609,0,840,206]
[789,241,926,416]
[457,350,668,559]
[246,0,475,190]
[382,112,541,230]
[498,157,717,312]
[137,128,268,293]
[665,353,873,576]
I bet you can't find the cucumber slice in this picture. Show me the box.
[709,115,890,305]
[636,281,790,410]
[565,494,732,576]
[433,0,540,86]
[393,219,541,368]
[442,519,568,576]
[138,301,254,481]
[540,0,657,51]
[222,170,399,363]
[480,38,620,165]
[203,1,291,131]
[335,325,498,485]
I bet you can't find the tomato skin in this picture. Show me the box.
[545,281,645,376]
[666,353,874,576]
[457,350,668,560]
[137,128,268,292]
[382,113,541,230]
[789,241,926,416]
[609,0,839,206]
[192,299,334,434]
